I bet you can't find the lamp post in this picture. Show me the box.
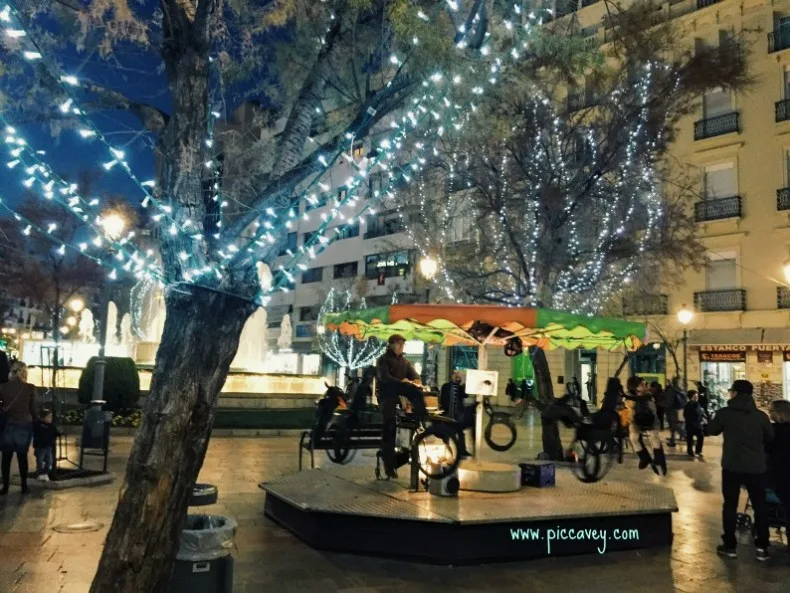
[418,255,439,386]
[677,305,694,391]
[93,213,126,402]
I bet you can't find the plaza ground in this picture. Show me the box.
[1,411,789,593]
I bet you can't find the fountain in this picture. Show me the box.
[120,313,135,358]
[278,314,293,352]
[78,309,96,344]
[106,302,119,346]
[234,306,268,371]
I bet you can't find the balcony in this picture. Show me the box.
[776,99,790,123]
[778,188,790,211]
[694,195,742,222]
[363,224,406,240]
[622,295,668,316]
[694,112,739,140]
[778,287,790,309]
[694,289,746,312]
[769,29,790,53]
[696,0,721,8]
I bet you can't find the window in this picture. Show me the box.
[365,250,411,279]
[704,163,736,199]
[785,150,790,186]
[302,267,324,284]
[352,141,365,159]
[334,261,358,279]
[335,222,360,240]
[278,232,297,256]
[303,230,318,245]
[299,306,319,322]
[365,211,406,239]
[448,210,474,243]
[706,255,737,290]
[718,28,734,48]
[784,66,790,99]
[305,193,330,212]
[369,172,387,196]
[703,89,733,119]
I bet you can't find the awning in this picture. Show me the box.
[688,329,763,346]
[688,328,790,346]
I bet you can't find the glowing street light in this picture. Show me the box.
[676,305,693,326]
[101,212,127,240]
[676,305,694,390]
[66,316,78,327]
[419,255,439,282]
[69,298,85,313]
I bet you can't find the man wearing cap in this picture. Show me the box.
[707,379,774,561]
[376,334,427,478]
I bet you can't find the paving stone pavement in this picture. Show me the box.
[1,411,789,593]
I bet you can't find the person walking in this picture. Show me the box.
[683,390,705,458]
[696,380,711,421]
[651,381,668,431]
[707,380,773,561]
[376,335,427,479]
[666,377,686,447]
[767,399,790,543]
[0,361,37,495]
[624,376,667,475]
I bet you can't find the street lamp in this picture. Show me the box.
[93,211,128,402]
[66,316,77,327]
[677,305,694,391]
[418,255,438,303]
[69,298,85,314]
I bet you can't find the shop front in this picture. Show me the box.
[688,330,790,408]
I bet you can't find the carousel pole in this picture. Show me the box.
[473,328,498,459]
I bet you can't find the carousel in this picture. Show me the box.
[260,304,677,563]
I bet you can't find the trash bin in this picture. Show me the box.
[170,515,237,593]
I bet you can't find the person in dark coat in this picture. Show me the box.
[696,381,711,420]
[707,380,773,561]
[624,376,666,475]
[376,335,427,478]
[440,371,472,457]
[0,361,37,494]
[0,349,9,385]
[505,378,520,404]
[683,390,705,457]
[591,377,623,431]
[767,399,790,540]
[651,381,668,431]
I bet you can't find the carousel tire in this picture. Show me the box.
[484,417,518,452]
[412,425,460,480]
[189,483,218,506]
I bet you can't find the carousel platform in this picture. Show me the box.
[260,464,677,564]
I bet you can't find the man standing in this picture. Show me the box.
[707,380,773,561]
[376,335,427,478]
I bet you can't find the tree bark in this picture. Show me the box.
[89,287,254,593]
[529,347,564,461]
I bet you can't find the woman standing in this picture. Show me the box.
[0,361,37,494]
[624,376,667,475]
[768,400,790,533]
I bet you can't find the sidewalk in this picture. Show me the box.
[1,412,789,593]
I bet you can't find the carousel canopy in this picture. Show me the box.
[323,304,646,351]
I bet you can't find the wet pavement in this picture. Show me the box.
[1,410,789,592]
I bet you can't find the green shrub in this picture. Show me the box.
[78,357,141,411]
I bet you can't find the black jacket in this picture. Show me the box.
[33,420,59,449]
[376,349,419,384]
[0,350,8,385]
[683,401,705,430]
[707,393,773,474]
[768,422,790,491]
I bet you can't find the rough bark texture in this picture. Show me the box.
[89,288,255,593]
[530,347,564,461]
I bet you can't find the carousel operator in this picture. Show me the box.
[376,334,428,478]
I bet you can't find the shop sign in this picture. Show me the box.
[757,351,774,364]
[699,351,746,362]
[697,345,790,352]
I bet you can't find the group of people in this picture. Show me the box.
[0,350,60,495]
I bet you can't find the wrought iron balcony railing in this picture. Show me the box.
[769,29,790,53]
[778,287,790,309]
[776,99,790,123]
[696,0,722,9]
[622,295,668,316]
[694,112,739,140]
[694,289,746,312]
[777,188,790,211]
[694,195,742,222]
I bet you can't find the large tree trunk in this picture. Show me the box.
[89,287,254,593]
[529,347,564,461]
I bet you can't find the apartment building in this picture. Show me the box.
[556,0,790,406]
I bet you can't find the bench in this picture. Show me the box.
[298,424,383,470]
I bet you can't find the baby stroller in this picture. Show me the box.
[736,479,787,542]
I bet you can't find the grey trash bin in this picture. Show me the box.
[170,515,237,593]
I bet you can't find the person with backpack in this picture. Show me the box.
[707,380,773,561]
[624,375,667,475]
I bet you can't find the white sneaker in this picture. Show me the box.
[38,474,49,482]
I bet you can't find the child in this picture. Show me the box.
[33,410,59,481]
[683,390,705,458]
